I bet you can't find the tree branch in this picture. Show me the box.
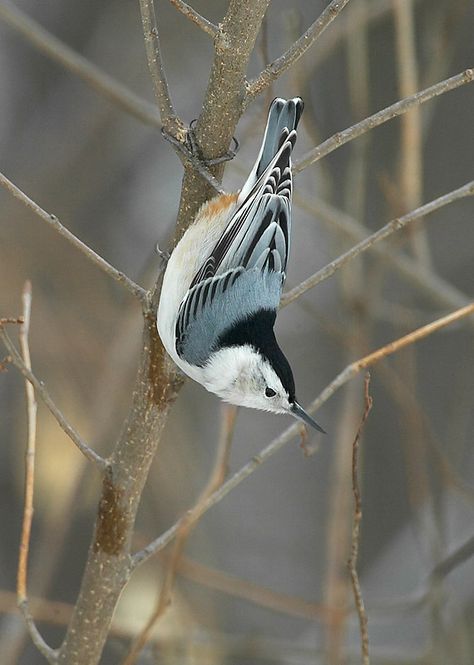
[281,180,474,307]
[168,0,217,37]
[348,374,372,665]
[294,193,474,321]
[15,282,58,664]
[138,0,184,137]
[17,281,36,605]
[246,0,352,102]
[0,0,161,129]
[0,326,107,470]
[0,172,148,304]
[133,303,474,568]
[54,2,271,662]
[173,0,271,241]
[313,303,474,409]
[294,68,474,172]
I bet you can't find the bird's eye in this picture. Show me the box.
[265,387,276,398]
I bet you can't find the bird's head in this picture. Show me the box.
[202,344,325,433]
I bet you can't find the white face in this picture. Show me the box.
[202,345,293,414]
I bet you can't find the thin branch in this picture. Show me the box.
[139,0,184,137]
[14,282,58,664]
[168,0,217,36]
[313,303,474,409]
[132,303,474,568]
[246,0,352,102]
[294,68,474,172]
[0,1,161,129]
[0,172,147,304]
[348,373,372,665]
[17,601,58,664]
[122,404,237,665]
[293,193,474,322]
[281,180,474,307]
[17,281,36,605]
[0,327,107,470]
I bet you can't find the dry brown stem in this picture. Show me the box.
[348,374,373,665]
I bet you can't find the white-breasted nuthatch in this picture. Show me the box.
[157,97,325,433]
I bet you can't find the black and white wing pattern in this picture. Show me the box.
[175,97,303,367]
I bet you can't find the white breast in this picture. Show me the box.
[156,194,237,381]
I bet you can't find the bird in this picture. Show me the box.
[157,97,325,433]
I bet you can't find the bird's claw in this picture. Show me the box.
[155,243,170,268]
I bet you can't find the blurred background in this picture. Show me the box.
[1,0,473,663]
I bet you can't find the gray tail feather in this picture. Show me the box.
[255,97,304,179]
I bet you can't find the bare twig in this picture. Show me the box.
[139,0,184,137]
[17,281,36,605]
[0,1,161,128]
[0,326,107,470]
[294,193,474,319]
[294,68,474,172]
[15,282,58,664]
[348,373,372,665]
[133,303,474,568]
[246,0,352,102]
[122,404,237,665]
[168,0,217,36]
[282,180,474,307]
[313,303,474,409]
[0,172,147,304]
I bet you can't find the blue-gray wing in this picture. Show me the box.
[176,98,303,366]
[190,140,294,286]
[176,268,283,366]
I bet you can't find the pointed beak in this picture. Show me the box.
[290,401,326,434]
